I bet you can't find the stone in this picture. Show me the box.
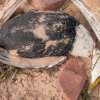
[29,0,65,11]
[58,58,87,100]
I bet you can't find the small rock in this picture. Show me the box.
[29,0,65,11]
[58,58,87,100]
[71,24,95,57]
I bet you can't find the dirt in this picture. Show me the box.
[0,0,100,100]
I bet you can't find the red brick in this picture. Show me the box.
[58,58,87,100]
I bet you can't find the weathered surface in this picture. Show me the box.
[0,11,79,68]
[0,71,65,100]
[58,58,87,100]
[29,0,65,11]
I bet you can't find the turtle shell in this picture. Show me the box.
[0,11,79,69]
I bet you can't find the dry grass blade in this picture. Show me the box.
[0,0,26,28]
[71,0,100,42]
[0,63,20,82]
[81,81,90,100]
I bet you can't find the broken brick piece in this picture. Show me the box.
[29,0,65,11]
[58,58,87,100]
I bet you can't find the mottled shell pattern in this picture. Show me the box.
[0,11,79,68]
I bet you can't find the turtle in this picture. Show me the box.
[0,11,93,69]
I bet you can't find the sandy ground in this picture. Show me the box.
[0,0,100,100]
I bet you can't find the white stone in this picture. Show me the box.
[71,24,95,57]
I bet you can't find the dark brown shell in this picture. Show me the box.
[0,11,79,68]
